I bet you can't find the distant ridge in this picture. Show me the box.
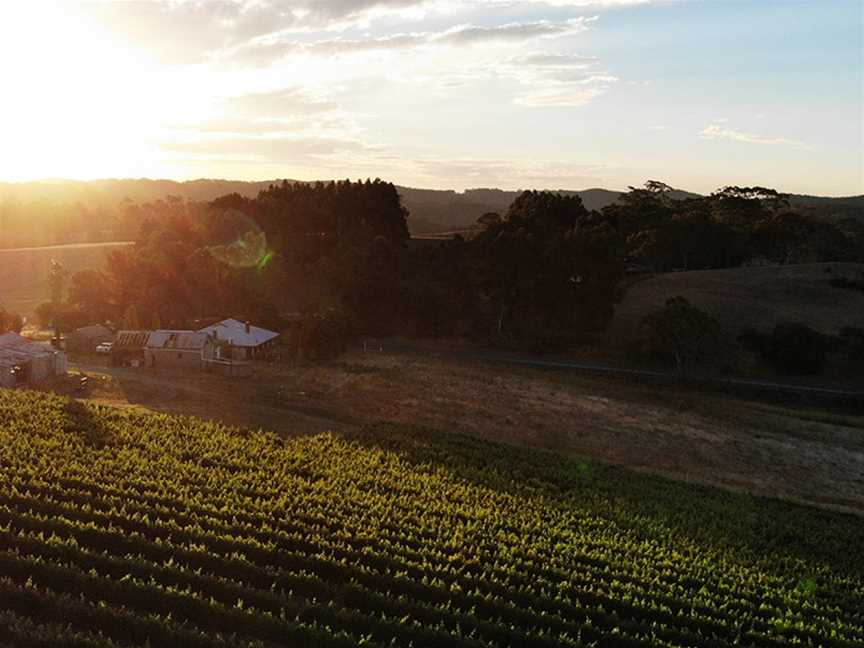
[0,178,860,235]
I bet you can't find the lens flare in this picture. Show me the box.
[206,210,271,269]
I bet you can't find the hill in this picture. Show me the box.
[1,179,861,241]
[0,241,133,317]
[0,388,861,646]
[608,262,864,347]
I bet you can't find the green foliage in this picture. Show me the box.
[472,191,624,342]
[608,182,862,272]
[0,391,860,647]
[64,180,410,335]
[636,297,733,373]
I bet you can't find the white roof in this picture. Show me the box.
[196,318,279,347]
[0,332,57,366]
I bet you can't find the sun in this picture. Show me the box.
[0,3,173,181]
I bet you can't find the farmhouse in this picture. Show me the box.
[196,319,279,360]
[66,324,114,354]
[0,332,66,387]
[144,331,211,370]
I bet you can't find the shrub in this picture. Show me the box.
[301,307,355,362]
[740,322,831,375]
[636,297,733,373]
[829,276,864,293]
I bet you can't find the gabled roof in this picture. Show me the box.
[146,330,209,351]
[196,319,279,347]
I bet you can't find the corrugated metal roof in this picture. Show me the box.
[0,333,57,366]
[114,330,151,349]
[146,331,209,351]
[196,319,279,347]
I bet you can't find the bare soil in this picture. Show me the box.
[53,350,864,516]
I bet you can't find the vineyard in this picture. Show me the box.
[0,390,861,647]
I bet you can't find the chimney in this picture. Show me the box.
[245,321,251,334]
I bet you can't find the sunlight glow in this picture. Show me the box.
[0,4,179,180]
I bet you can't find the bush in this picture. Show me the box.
[740,322,831,375]
[829,276,864,293]
[636,297,733,374]
[301,307,355,362]
[832,327,864,376]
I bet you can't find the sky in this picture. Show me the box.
[0,0,861,195]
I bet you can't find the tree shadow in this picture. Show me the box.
[337,422,864,579]
[62,399,116,449]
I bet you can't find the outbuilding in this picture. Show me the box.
[0,332,67,387]
[144,331,211,370]
[111,331,151,367]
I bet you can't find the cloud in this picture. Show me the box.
[167,85,356,140]
[493,49,617,106]
[222,88,337,117]
[230,17,593,64]
[699,122,811,150]
[162,134,371,163]
[406,154,613,188]
[83,0,676,64]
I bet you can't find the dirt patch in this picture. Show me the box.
[65,350,864,515]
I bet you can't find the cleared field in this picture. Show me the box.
[0,389,861,647]
[0,241,132,317]
[609,263,864,347]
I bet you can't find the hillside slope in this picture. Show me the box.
[609,262,864,346]
[0,241,133,317]
[0,389,861,647]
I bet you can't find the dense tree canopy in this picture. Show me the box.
[52,179,862,357]
[606,183,863,272]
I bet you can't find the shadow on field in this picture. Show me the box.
[340,422,864,578]
[62,400,116,449]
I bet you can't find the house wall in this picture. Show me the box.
[145,348,203,370]
[28,355,54,382]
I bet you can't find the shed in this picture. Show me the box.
[111,330,151,367]
[196,319,279,360]
[0,332,67,386]
[145,331,211,370]
[66,324,114,354]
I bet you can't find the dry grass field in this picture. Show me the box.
[609,262,864,347]
[0,241,132,317]
[53,350,864,517]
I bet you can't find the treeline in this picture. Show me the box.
[609,182,864,271]
[43,179,864,358]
